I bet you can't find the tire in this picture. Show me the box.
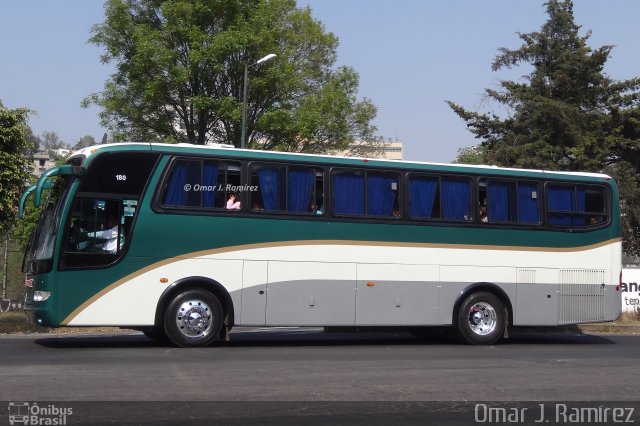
[456,291,505,345]
[163,289,223,348]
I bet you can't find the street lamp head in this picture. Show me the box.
[256,53,276,65]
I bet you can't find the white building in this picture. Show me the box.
[334,140,404,160]
[31,149,71,176]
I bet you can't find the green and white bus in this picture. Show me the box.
[20,143,622,346]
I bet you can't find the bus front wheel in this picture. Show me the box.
[163,289,223,347]
[456,292,505,345]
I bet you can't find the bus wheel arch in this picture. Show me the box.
[452,283,512,345]
[155,277,235,346]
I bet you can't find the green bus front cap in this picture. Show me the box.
[33,165,83,208]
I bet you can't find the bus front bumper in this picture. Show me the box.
[24,290,57,327]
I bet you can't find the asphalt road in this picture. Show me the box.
[1,328,639,424]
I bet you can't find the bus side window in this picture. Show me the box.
[161,159,242,211]
[250,164,323,215]
[479,179,539,225]
[332,170,399,218]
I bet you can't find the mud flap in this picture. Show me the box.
[222,314,230,341]
[503,307,509,338]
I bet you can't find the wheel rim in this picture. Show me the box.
[467,301,498,336]
[175,299,213,338]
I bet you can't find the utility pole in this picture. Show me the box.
[240,53,276,149]
[2,232,8,300]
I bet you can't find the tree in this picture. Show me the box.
[453,145,486,165]
[24,126,40,157]
[84,0,379,154]
[40,131,66,151]
[72,135,97,150]
[0,102,35,230]
[447,0,640,254]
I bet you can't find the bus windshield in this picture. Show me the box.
[23,173,75,274]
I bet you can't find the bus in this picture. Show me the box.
[20,143,622,346]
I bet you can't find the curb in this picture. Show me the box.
[578,323,640,334]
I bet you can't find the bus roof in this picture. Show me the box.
[69,142,613,182]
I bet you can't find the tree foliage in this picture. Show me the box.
[0,102,35,231]
[452,145,486,165]
[40,131,66,152]
[72,135,97,150]
[84,0,379,154]
[448,0,640,254]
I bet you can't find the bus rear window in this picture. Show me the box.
[546,184,607,227]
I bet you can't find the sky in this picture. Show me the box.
[1,1,639,163]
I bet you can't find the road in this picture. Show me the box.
[1,328,639,424]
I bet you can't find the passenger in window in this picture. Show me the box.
[252,200,264,211]
[226,193,241,210]
[589,217,599,225]
[392,209,400,218]
[310,202,323,215]
[479,205,488,223]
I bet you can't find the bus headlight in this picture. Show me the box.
[33,291,51,302]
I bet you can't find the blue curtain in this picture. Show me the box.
[409,177,437,218]
[163,163,187,206]
[367,174,397,216]
[517,183,540,224]
[547,186,573,225]
[576,188,586,212]
[488,181,510,222]
[441,178,470,220]
[257,168,282,211]
[333,172,365,215]
[573,188,587,225]
[202,163,218,208]
[288,169,314,212]
[186,162,201,206]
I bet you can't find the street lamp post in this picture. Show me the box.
[241,53,276,149]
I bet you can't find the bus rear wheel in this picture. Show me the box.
[163,289,223,347]
[456,292,505,345]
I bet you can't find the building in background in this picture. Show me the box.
[375,141,403,160]
[334,140,404,160]
[31,148,70,176]
[224,139,404,161]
